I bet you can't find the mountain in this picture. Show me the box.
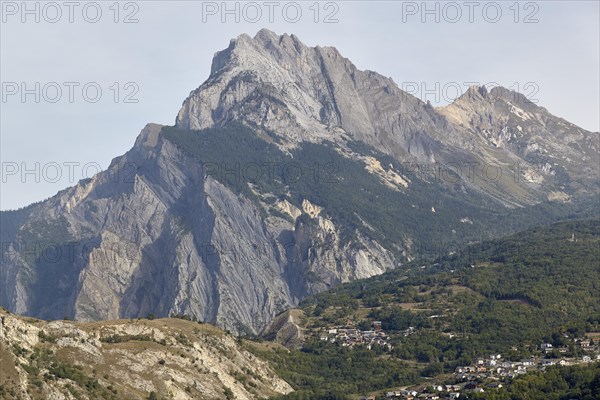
[177,29,598,206]
[1,29,598,335]
[0,308,292,400]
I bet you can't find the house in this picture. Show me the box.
[486,383,503,389]
[556,347,568,353]
[582,355,592,363]
[449,393,460,399]
[401,390,418,396]
[521,358,535,366]
[541,343,553,351]
[445,385,461,392]
[403,327,416,336]
[559,359,568,366]
[542,359,556,366]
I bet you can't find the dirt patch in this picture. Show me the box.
[397,303,425,310]
[499,298,536,307]
[448,285,478,295]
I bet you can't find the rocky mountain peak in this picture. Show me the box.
[209,29,342,78]
[176,29,440,161]
[253,28,305,51]
[452,84,538,112]
[451,85,492,106]
[466,84,489,99]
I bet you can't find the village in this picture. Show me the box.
[358,338,600,400]
[318,321,394,350]
[313,319,600,400]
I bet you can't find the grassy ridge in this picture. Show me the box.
[257,220,600,399]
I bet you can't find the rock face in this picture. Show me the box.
[0,308,293,400]
[437,86,599,203]
[1,30,598,334]
[177,29,447,163]
[0,122,393,334]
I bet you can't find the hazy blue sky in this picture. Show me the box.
[1,0,599,210]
